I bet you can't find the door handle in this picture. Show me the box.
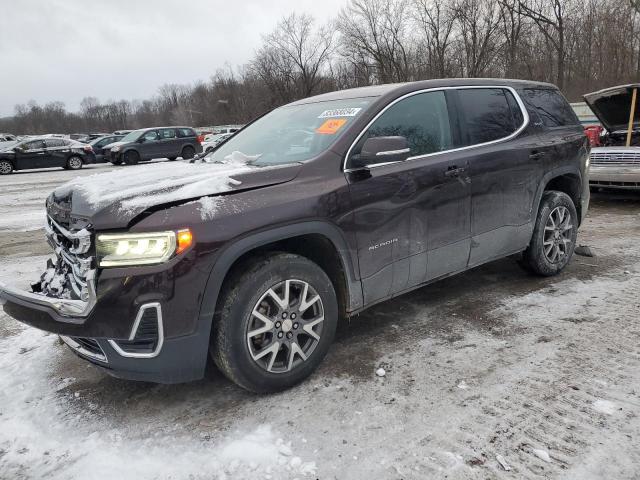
[444,166,465,177]
[530,151,545,160]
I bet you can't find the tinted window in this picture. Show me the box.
[24,140,45,150]
[45,139,66,148]
[523,88,578,127]
[143,130,159,142]
[161,128,177,139]
[350,91,452,165]
[458,88,519,145]
[177,128,195,137]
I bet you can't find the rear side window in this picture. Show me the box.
[522,88,578,127]
[457,88,522,145]
[351,90,452,164]
[143,130,159,142]
[45,139,66,148]
[177,128,195,137]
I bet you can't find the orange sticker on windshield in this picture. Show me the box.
[316,118,347,135]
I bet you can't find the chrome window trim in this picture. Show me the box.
[60,335,107,363]
[343,85,530,172]
[108,302,164,359]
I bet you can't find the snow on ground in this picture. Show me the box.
[1,166,640,479]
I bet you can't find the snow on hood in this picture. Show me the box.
[51,156,301,229]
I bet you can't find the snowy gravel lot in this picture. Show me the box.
[1,164,639,479]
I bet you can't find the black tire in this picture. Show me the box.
[110,158,123,166]
[66,156,83,170]
[212,252,338,393]
[180,145,195,160]
[0,160,13,175]
[167,157,177,161]
[123,150,140,165]
[520,191,578,276]
[205,147,214,154]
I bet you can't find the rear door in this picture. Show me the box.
[44,139,69,167]
[452,87,542,266]
[346,90,472,305]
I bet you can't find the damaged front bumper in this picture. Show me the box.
[0,270,96,320]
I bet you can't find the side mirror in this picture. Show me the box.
[350,136,410,169]
[12,146,23,152]
[137,137,145,143]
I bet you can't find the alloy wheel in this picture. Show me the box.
[68,157,82,169]
[543,205,573,263]
[0,161,12,174]
[247,279,324,374]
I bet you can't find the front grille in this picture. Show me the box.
[40,215,94,301]
[60,335,107,363]
[72,337,103,356]
[591,151,640,167]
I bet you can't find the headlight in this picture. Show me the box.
[96,230,192,267]
[111,146,120,152]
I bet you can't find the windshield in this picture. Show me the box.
[120,129,143,143]
[204,97,373,166]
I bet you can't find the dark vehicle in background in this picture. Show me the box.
[88,134,124,163]
[0,137,94,174]
[0,79,589,393]
[104,126,202,165]
[584,83,640,189]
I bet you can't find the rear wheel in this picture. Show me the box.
[212,253,338,393]
[0,160,13,175]
[66,156,83,170]
[180,145,195,160]
[123,150,140,165]
[520,191,578,276]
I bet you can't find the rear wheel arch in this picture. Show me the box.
[534,169,583,225]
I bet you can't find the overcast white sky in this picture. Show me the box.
[0,0,347,117]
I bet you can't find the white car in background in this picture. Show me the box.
[584,84,640,190]
[201,132,233,154]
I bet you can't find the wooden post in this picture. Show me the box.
[626,87,637,147]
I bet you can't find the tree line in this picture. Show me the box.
[3,0,640,135]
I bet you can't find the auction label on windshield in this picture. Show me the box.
[318,108,362,118]
[316,118,348,134]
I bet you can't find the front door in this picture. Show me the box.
[14,139,48,169]
[138,130,163,160]
[346,90,472,305]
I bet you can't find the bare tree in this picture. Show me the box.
[453,0,501,77]
[337,0,415,83]
[517,0,574,89]
[413,0,459,77]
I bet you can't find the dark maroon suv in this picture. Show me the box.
[0,79,590,392]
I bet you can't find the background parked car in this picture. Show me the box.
[104,126,202,165]
[0,137,93,175]
[201,132,233,154]
[584,83,640,189]
[87,134,124,163]
[0,133,17,142]
[113,129,133,135]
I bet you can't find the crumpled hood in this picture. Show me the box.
[50,160,302,230]
[584,84,640,132]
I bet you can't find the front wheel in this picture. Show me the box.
[0,160,14,175]
[212,253,338,393]
[123,150,140,165]
[520,191,578,276]
[66,156,83,170]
